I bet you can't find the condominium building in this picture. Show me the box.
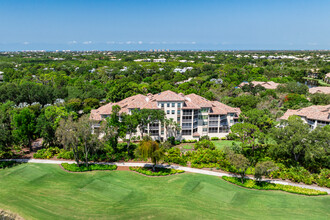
[279,105,330,129]
[90,90,241,141]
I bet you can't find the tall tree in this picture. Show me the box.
[76,115,100,167]
[12,108,36,152]
[56,117,80,166]
[137,140,164,171]
[121,111,139,153]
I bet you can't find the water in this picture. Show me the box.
[304,79,319,88]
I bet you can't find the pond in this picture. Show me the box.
[304,79,319,88]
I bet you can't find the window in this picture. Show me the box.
[167,110,170,114]
[203,128,207,132]
[167,103,170,107]
[182,123,192,128]
[177,110,181,115]
[178,103,181,108]
[172,110,175,114]
[177,117,180,123]
[201,108,209,113]
[182,130,192,135]
[161,103,164,108]
[161,130,164,135]
[208,127,218,133]
[219,126,229,133]
[172,103,175,107]
[203,121,208,125]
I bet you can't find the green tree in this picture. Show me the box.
[230,123,260,151]
[254,161,277,182]
[270,116,310,164]
[137,140,164,171]
[239,109,274,132]
[12,108,36,151]
[56,117,80,166]
[121,111,139,153]
[227,153,250,183]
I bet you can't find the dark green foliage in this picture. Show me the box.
[61,163,117,172]
[129,166,184,176]
[283,93,310,109]
[194,140,215,150]
[0,161,20,169]
[222,176,327,196]
[164,148,187,166]
[310,93,330,105]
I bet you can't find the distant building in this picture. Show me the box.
[153,58,166,63]
[90,90,241,141]
[324,73,330,84]
[0,71,3,83]
[238,81,280,90]
[309,87,330,94]
[279,105,330,129]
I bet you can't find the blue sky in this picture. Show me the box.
[0,0,329,51]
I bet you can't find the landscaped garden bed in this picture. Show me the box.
[129,166,184,176]
[222,176,327,196]
[61,163,117,172]
[0,161,21,169]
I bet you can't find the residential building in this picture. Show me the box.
[324,73,330,84]
[279,105,330,129]
[153,58,166,63]
[90,90,241,141]
[0,71,3,82]
[238,81,280,90]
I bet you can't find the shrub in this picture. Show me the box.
[57,150,74,160]
[33,147,61,159]
[129,166,184,176]
[0,161,20,169]
[61,163,117,172]
[194,140,215,150]
[222,176,327,196]
[211,137,219,141]
[200,135,210,141]
[164,148,187,166]
[167,137,175,145]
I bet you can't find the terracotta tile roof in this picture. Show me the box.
[153,90,186,101]
[325,73,330,78]
[309,87,330,94]
[279,105,330,122]
[185,94,213,107]
[239,81,280,90]
[90,91,241,121]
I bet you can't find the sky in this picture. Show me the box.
[0,0,329,51]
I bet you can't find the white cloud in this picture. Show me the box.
[138,41,143,45]
[23,42,30,45]
[83,41,92,45]
[68,40,78,44]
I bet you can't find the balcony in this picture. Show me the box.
[149,126,160,130]
[182,119,192,123]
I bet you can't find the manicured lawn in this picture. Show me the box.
[213,140,241,150]
[0,163,329,219]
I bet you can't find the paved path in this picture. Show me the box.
[2,158,330,194]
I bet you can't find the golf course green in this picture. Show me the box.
[0,163,329,219]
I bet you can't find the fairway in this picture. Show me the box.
[0,164,329,220]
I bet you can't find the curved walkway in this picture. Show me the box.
[2,158,330,194]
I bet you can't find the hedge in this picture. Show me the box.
[129,166,184,176]
[61,163,117,172]
[222,176,327,196]
[0,161,20,169]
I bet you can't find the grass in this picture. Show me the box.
[0,163,329,220]
[222,176,327,196]
[182,145,193,150]
[212,140,240,150]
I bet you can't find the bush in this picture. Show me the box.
[57,150,74,160]
[194,140,215,150]
[167,137,175,145]
[33,147,61,159]
[129,166,184,176]
[61,163,117,172]
[200,135,210,141]
[211,137,219,141]
[0,161,20,169]
[222,176,327,196]
[164,148,187,166]
[270,166,330,188]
